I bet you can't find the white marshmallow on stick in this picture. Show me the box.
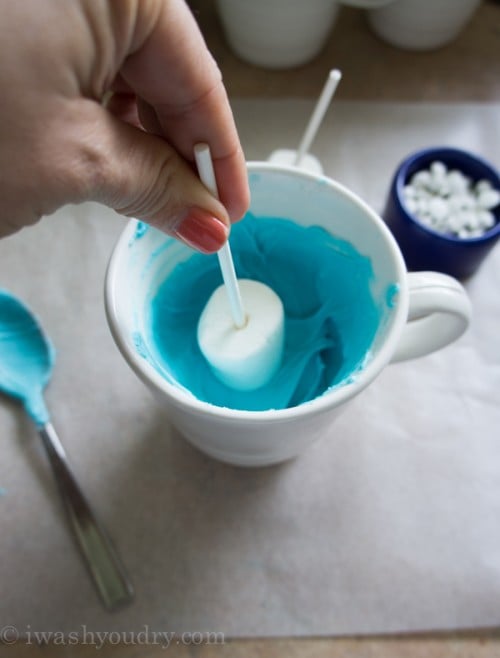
[198,279,285,391]
[194,143,285,391]
[268,68,342,174]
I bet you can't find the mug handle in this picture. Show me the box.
[391,271,472,363]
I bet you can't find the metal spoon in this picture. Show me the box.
[0,289,134,611]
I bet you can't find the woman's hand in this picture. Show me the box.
[0,0,249,252]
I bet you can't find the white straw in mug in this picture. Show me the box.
[293,69,342,167]
[194,143,246,329]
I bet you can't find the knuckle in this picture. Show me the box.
[114,147,178,221]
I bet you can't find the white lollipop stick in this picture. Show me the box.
[293,69,342,167]
[194,143,246,329]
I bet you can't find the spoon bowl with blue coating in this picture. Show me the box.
[0,289,134,611]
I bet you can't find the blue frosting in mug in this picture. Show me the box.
[144,215,392,411]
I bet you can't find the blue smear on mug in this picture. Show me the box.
[140,215,394,411]
[128,221,148,246]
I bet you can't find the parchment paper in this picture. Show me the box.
[0,102,499,637]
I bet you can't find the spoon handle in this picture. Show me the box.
[38,422,134,610]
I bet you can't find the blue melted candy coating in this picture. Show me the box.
[146,215,388,411]
[0,290,54,425]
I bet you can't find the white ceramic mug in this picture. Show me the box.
[214,0,341,69]
[105,164,471,467]
[366,0,481,51]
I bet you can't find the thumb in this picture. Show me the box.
[80,104,231,254]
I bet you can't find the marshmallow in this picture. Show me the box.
[477,188,500,210]
[267,149,324,175]
[197,279,285,391]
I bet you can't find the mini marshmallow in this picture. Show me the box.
[197,279,285,391]
[403,184,416,198]
[477,188,500,210]
[479,210,495,229]
[476,179,494,192]
[403,161,499,239]
[428,197,448,221]
[430,160,447,179]
[411,170,432,189]
[447,170,470,194]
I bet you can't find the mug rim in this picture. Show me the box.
[105,162,409,422]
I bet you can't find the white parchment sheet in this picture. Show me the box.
[0,102,499,637]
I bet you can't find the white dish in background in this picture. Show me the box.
[215,0,341,69]
[367,0,481,50]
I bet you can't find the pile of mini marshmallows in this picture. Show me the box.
[402,161,500,239]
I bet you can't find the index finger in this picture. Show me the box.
[120,0,250,222]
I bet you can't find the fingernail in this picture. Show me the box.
[174,208,229,254]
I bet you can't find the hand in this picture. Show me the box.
[0,0,249,252]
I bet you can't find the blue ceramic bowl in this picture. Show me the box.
[383,147,500,279]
